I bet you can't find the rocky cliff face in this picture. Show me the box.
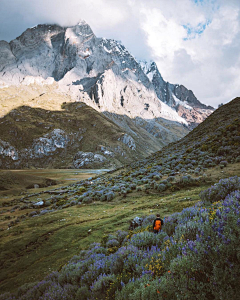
[0,21,213,168]
[140,61,214,129]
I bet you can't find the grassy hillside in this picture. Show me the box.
[0,98,239,298]
[0,102,137,169]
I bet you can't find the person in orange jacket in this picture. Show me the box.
[153,214,164,234]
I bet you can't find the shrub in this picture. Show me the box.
[153,175,161,181]
[179,175,192,185]
[220,160,228,167]
[204,158,215,167]
[142,215,156,226]
[200,176,240,203]
[115,231,128,244]
[115,274,160,300]
[90,274,116,298]
[112,186,121,192]
[100,194,107,201]
[106,239,120,248]
[163,215,178,236]
[106,192,115,202]
[157,184,166,192]
[77,186,87,193]
[143,184,150,191]
[82,197,93,204]
[129,184,137,190]
[93,190,104,200]
[76,286,90,300]
[167,176,175,182]
[128,231,157,249]
[217,145,232,155]
[165,168,172,174]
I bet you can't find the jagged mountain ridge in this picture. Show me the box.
[0,21,213,126]
[140,61,213,128]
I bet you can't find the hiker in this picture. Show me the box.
[153,214,164,234]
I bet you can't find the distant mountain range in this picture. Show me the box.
[0,21,214,169]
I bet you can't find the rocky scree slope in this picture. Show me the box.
[0,23,213,160]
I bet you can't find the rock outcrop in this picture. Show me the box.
[73,151,107,168]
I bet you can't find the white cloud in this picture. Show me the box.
[140,8,186,60]
[0,0,240,107]
[137,0,240,107]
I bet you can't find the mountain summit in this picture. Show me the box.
[0,22,214,168]
[0,22,213,126]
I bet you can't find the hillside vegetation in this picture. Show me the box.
[0,98,239,299]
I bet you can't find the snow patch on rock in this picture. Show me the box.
[160,101,188,125]
[172,94,192,110]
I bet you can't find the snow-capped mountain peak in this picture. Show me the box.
[0,22,213,129]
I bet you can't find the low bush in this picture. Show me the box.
[90,274,116,298]
[157,184,166,192]
[82,197,93,204]
[106,239,120,248]
[106,192,116,202]
[220,160,228,167]
[167,176,175,182]
[200,176,240,203]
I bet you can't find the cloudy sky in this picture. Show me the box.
[0,0,240,107]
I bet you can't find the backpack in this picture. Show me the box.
[154,219,161,231]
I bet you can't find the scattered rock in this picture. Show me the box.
[33,200,44,207]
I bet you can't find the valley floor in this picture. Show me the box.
[0,168,108,197]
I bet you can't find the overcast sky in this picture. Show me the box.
[0,0,240,107]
